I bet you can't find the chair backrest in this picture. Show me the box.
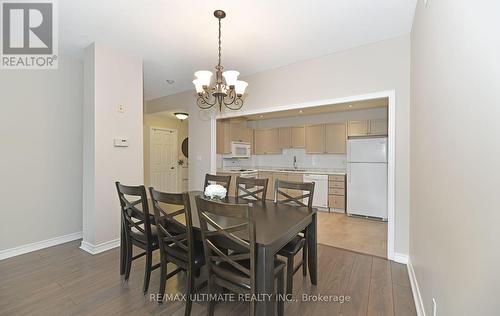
[235,177,269,202]
[115,182,154,245]
[195,196,255,290]
[149,188,194,265]
[204,174,231,191]
[274,179,315,208]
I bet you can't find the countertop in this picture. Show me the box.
[217,167,346,176]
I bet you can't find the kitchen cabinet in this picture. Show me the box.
[258,171,274,200]
[291,126,305,148]
[273,172,288,201]
[216,118,253,154]
[230,118,252,143]
[347,120,369,137]
[278,127,292,149]
[305,124,326,154]
[216,120,231,154]
[278,126,305,149]
[287,173,304,202]
[328,174,346,212]
[325,123,347,154]
[216,172,238,197]
[347,119,388,137]
[368,118,388,136]
[253,128,280,154]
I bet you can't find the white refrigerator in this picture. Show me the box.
[347,138,388,220]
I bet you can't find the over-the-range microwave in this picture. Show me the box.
[223,141,251,158]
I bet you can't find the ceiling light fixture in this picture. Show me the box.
[174,112,189,120]
[193,10,248,111]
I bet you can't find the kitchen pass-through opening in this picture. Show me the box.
[211,92,396,260]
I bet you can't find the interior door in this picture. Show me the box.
[150,128,178,192]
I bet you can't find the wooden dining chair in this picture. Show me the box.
[195,196,285,316]
[235,176,269,202]
[204,173,231,191]
[274,179,315,294]
[149,188,205,315]
[115,182,160,294]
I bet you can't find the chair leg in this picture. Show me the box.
[124,241,132,281]
[158,260,167,304]
[207,275,215,316]
[286,256,294,295]
[277,269,285,316]
[143,250,152,294]
[302,243,308,277]
[185,270,195,316]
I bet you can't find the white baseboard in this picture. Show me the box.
[407,259,426,316]
[80,238,120,255]
[393,252,409,264]
[0,231,83,261]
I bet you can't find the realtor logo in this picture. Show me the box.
[1,0,58,69]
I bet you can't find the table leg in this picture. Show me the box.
[120,222,125,275]
[307,213,317,285]
[256,245,275,316]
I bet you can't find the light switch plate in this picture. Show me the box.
[117,104,125,113]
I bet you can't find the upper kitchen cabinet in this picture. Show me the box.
[229,118,253,143]
[216,119,231,154]
[325,123,347,154]
[278,126,305,149]
[291,126,305,148]
[217,118,253,154]
[305,124,325,154]
[368,118,388,136]
[278,127,292,149]
[254,128,281,154]
[347,119,388,137]
[347,120,369,137]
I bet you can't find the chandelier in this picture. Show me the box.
[193,10,248,111]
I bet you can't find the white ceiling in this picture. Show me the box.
[59,0,417,100]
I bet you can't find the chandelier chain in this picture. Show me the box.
[217,17,222,68]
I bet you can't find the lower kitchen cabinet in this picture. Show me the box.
[216,172,238,197]
[258,171,274,200]
[328,174,346,212]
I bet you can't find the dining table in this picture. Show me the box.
[119,190,317,316]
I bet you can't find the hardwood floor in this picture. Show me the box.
[317,211,388,258]
[0,240,415,315]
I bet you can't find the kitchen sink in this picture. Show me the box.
[279,168,306,172]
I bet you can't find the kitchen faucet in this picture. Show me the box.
[293,155,297,170]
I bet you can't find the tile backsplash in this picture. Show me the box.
[220,148,347,170]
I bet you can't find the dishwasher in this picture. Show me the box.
[303,174,329,210]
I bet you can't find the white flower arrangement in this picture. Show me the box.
[204,184,227,200]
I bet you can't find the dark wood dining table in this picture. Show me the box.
[120,191,317,316]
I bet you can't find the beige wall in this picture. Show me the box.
[82,43,144,247]
[411,1,500,315]
[143,113,188,187]
[147,35,411,255]
[0,56,83,251]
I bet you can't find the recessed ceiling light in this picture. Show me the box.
[166,79,175,84]
[299,110,303,114]
[259,115,264,118]
[348,104,352,108]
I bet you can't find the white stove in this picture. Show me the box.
[228,169,258,178]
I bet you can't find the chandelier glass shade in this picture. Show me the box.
[193,10,248,111]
